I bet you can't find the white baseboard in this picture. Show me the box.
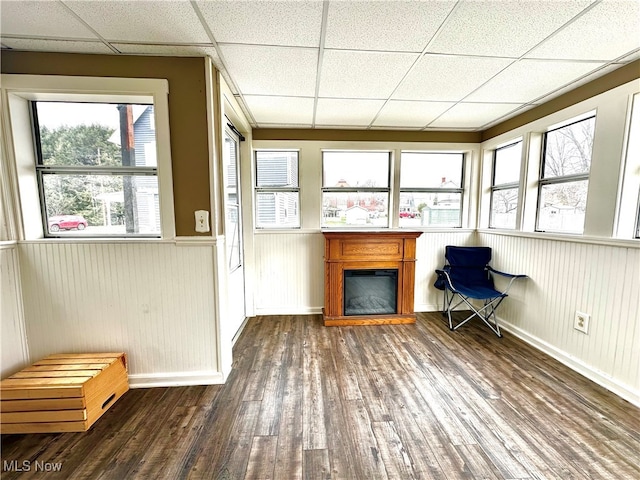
[254,306,323,316]
[499,319,640,408]
[415,303,443,313]
[128,371,225,389]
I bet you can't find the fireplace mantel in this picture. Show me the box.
[323,231,422,326]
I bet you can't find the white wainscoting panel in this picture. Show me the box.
[254,232,325,315]
[253,230,475,315]
[414,230,477,311]
[478,233,639,405]
[18,242,220,387]
[1,243,29,378]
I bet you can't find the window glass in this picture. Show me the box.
[255,151,300,229]
[34,101,159,237]
[490,187,519,229]
[537,115,595,234]
[538,181,589,233]
[323,151,389,188]
[399,152,464,227]
[490,141,522,229]
[224,133,242,270]
[493,142,521,185]
[322,151,390,228]
[400,153,462,189]
[542,117,595,178]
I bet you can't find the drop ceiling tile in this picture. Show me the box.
[112,42,229,83]
[319,50,418,99]
[65,0,210,43]
[113,43,218,60]
[325,1,456,52]
[243,96,315,125]
[373,100,455,128]
[526,0,640,61]
[0,38,113,54]
[315,98,385,126]
[465,59,604,103]
[220,44,317,96]
[393,54,514,101]
[530,64,627,105]
[0,1,97,39]
[428,0,593,57]
[196,0,322,47]
[429,102,521,129]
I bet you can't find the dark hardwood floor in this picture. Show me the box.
[2,313,639,479]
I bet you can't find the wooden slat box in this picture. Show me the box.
[1,353,129,434]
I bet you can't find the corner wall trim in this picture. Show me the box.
[499,319,640,408]
[128,371,225,389]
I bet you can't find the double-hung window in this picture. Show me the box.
[322,151,390,228]
[490,141,522,229]
[33,101,160,237]
[537,114,595,234]
[255,150,300,228]
[2,75,173,240]
[399,152,464,227]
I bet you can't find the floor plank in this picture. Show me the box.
[2,312,639,479]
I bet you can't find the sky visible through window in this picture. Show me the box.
[36,102,151,130]
[400,153,462,188]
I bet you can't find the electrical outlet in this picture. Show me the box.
[574,311,590,334]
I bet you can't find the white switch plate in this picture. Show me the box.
[195,210,210,233]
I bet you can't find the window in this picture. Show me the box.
[322,151,390,228]
[33,101,160,237]
[537,115,595,234]
[2,75,174,240]
[636,195,640,239]
[255,151,299,228]
[399,152,464,227]
[224,130,242,270]
[490,141,522,229]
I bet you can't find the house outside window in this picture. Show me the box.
[33,101,159,237]
[321,151,390,228]
[490,141,522,229]
[255,151,300,229]
[537,114,595,234]
[399,152,464,228]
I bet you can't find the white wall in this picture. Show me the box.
[17,241,221,387]
[477,79,640,406]
[0,243,29,378]
[479,232,639,405]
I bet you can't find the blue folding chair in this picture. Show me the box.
[434,246,526,337]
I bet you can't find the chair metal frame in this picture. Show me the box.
[435,246,526,337]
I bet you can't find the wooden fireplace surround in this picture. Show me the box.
[323,231,422,326]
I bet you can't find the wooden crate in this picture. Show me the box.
[1,353,129,434]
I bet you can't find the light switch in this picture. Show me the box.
[195,210,210,233]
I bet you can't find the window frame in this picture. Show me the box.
[1,74,174,240]
[535,114,596,234]
[635,193,640,239]
[489,140,522,229]
[321,150,391,229]
[398,151,465,228]
[254,149,300,229]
